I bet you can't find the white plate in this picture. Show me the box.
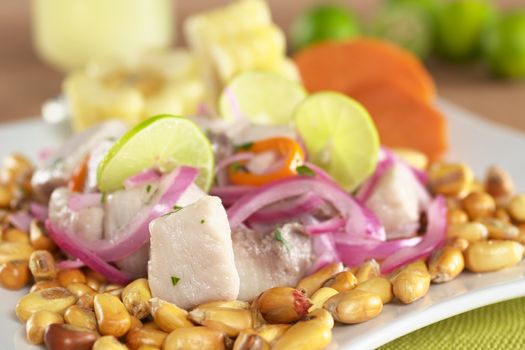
[1,100,525,350]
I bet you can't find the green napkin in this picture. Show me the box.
[379,297,525,349]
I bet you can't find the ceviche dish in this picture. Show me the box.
[1,1,525,350]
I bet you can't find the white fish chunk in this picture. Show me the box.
[148,196,239,309]
[48,187,104,242]
[233,223,314,301]
[366,164,422,239]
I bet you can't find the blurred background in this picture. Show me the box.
[0,0,524,129]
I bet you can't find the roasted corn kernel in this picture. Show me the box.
[446,237,470,251]
[2,227,29,244]
[29,219,56,252]
[122,278,152,319]
[0,185,11,208]
[323,289,383,324]
[64,305,97,331]
[296,262,344,296]
[485,166,514,199]
[28,250,57,281]
[323,270,358,292]
[26,310,64,344]
[465,240,524,272]
[196,299,250,310]
[256,287,311,324]
[355,259,380,283]
[447,222,488,242]
[477,217,519,240]
[308,287,339,312]
[30,280,61,293]
[271,315,332,350]
[305,308,335,329]
[391,261,431,304]
[57,268,86,287]
[509,195,525,223]
[126,325,168,350]
[354,277,394,304]
[0,259,29,289]
[93,335,129,350]
[428,163,473,196]
[161,326,227,350]
[234,329,270,350]
[0,242,33,263]
[428,246,465,283]
[446,208,469,224]
[255,324,290,343]
[94,293,131,337]
[44,323,98,350]
[149,298,193,332]
[189,306,252,337]
[462,192,495,219]
[16,287,77,322]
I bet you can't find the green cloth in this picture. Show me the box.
[379,297,525,349]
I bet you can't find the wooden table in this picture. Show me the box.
[1,1,524,132]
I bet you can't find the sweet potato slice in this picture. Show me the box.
[347,80,447,160]
[293,38,436,102]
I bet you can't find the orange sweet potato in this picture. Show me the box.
[293,38,436,103]
[347,80,448,160]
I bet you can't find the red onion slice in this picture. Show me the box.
[308,234,340,274]
[9,211,32,232]
[68,193,102,211]
[46,220,130,284]
[30,203,49,221]
[380,196,446,274]
[56,259,85,270]
[306,217,346,235]
[249,193,325,223]
[123,169,161,189]
[215,152,255,174]
[227,177,385,241]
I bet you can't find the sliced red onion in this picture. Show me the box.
[211,185,255,206]
[215,152,255,174]
[123,169,161,189]
[30,203,49,221]
[57,259,85,270]
[356,151,395,203]
[308,234,340,274]
[249,193,325,223]
[86,167,198,261]
[380,196,447,274]
[227,177,385,241]
[303,162,336,183]
[306,217,346,235]
[9,211,32,232]
[46,220,130,284]
[37,147,55,162]
[68,193,102,211]
[335,235,423,268]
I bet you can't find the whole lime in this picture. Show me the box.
[434,0,496,61]
[291,4,360,51]
[371,2,435,59]
[483,11,525,79]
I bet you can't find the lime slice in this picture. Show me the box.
[293,92,380,191]
[219,71,307,125]
[97,115,214,192]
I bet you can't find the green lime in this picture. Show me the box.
[434,0,496,61]
[97,115,214,192]
[291,4,360,51]
[482,10,525,79]
[370,2,435,59]
[293,92,380,191]
[219,70,307,125]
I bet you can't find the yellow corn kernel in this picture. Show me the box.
[94,293,131,337]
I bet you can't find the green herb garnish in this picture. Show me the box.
[171,276,180,286]
[172,205,182,211]
[230,162,245,172]
[100,192,107,204]
[146,184,152,193]
[200,219,206,224]
[235,142,254,151]
[296,165,316,177]
[274,229,291,252]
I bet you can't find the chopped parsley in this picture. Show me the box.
[172,205,182,211]
[200,219,206,224]
[274,229,291,252]
[171,276,180,286]
[51,157,64,168]
[100,192,107,204]
[146,184,152,193]
[235,142,254,151]
[230,162,245,172]
[296,165,316,177]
